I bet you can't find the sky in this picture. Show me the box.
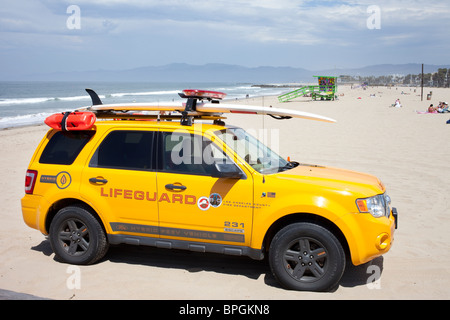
[1,0,449,78]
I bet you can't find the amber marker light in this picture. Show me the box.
[356,199,368,212]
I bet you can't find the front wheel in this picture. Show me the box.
[269,222,345,292]
[49,205,109,265]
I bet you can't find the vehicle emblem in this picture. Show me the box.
[56,172,72,189]
[209,193,222,208]
[197,197,211,211]
[40,171,72,189]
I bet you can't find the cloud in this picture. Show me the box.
[60,1,348,46]
[4,0,447,46]
[1,0,449,74]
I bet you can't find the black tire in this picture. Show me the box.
[269,222,345,292]
[49,205,109,265]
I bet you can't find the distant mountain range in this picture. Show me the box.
[7,63,450,83]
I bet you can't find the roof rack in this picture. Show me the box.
[79,88,336,124]
[95,111,226,125]
[45,89,335,132]
[83,88,228,126]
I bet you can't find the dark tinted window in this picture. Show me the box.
[40,131,94,165]
[90,130,155,171]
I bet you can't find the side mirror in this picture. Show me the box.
[211,163,243,179]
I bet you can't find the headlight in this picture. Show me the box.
[356,194,391,218]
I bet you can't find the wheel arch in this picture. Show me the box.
[261,212,350,260]
[45,198,107,235]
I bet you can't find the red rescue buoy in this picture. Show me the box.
[45,112,96,131]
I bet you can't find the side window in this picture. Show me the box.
[162,132,230,176]
[40,131,95,165]
[90,130,155,171]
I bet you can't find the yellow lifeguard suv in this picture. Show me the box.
[21,89,397,292]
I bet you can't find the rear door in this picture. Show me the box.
[81,128,160,236]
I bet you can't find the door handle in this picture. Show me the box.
[89,177,108,184]
[165,183,186,191]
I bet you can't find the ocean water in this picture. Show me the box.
[0,82,286,129]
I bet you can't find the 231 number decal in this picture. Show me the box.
[224,221,245,228]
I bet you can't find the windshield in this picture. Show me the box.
[215,128,291,174]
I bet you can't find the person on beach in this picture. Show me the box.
[394,99,402,108]
[437,102,449,113]
[424,102,449,113]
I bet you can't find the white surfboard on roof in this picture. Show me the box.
[79,102,335,123]
[79,88,336,123]
[196,103,336,123]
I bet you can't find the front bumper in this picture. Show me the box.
[338,206,398,266]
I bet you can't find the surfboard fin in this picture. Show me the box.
[269,114,292,120]
[85,88,103,105]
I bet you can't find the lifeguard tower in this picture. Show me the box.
[278,76,338,102]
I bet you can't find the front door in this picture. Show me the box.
[156,130,254,247]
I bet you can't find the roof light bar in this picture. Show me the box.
[182,89,227,100]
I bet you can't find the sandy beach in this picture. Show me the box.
[1,84,449,300]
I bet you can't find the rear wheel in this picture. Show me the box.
[49,205,108,265]
[269,222,345,292]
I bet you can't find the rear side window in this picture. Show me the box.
[90,130,155,171]
[40,131,95,165]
